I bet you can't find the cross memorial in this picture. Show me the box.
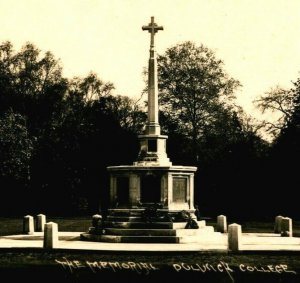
[142,16,163,49]
[142,16,164,135]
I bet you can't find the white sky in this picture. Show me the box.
[0,0,300,118]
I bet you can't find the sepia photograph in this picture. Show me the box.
[0,0,300,282]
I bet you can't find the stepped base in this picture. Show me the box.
[80,231,222,243]
[104,221,206,229]
[81,234,180,243]
[104,227,213,236]
[81,209,221,244]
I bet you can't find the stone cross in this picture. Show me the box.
[141,16,164,135]
[142,16,163,49]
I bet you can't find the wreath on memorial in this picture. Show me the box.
[141,203,163,223]
[179,210,199,229]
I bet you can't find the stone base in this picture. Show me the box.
[80,225,220,243]
[80,209,220,244]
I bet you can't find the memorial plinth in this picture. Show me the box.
[107,165,196,211]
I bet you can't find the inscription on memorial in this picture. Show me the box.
[173,177,187,203]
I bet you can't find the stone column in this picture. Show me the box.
[23,215,34,234]
[43,222,58,249]
[142,17,163,135]
[217,215,227,233]
[167,173,172,209]
[129,174,140,207]
[189,174,194,210]
[228,223,242,251]
[281,217,293,237]
[110,176,117,205]
[146,43,160,135]
[36,214,46,232]
[274,215,283,234]
[161,174,168,207]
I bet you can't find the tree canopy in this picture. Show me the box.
[158,41,241,147]
[156,41,269,217]
[0,42,143,215]
[0,40,296,219]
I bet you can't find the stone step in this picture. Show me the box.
[106,216,152,222]
[107,208,196,217]
[106,216,206,226]
[104,226,214,236]
[104,220,207,229]
[80,233,223,243]
[104,228,207,236]
[104,221,174,229]
[102,235,180,243]
[108,209,145,216]
[81,233,179,243]
[106,216,189,223]
[104,221,205,229]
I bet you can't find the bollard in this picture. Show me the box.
[228,223,242,251]
[23,215,34,234]
[217,215,227,233]
[43,222,58,249]
[274,215,283,234]
[36,214,46,232]
[92,214,103,234]
[281,217,293,237]
[92,214,102,227]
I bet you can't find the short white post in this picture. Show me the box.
[23,215,34,234]
[43,222,58,249]
[228,223,242,251]
[281,217,293,237]
[274,215,283,234]
[36,214,46,232]
[217,215,227,233]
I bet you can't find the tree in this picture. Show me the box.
[0,42,145,214]
[286,77,300,132]
[68,72,114,104]
[97,95,146,133]
[0,110,33,214]
[157,41,241,161]
[249,76,300,217]
[154,41,272,218]
[33,73,143,214]
[254,86,295,139]
[0,110,33,182]
[0,41,67,136]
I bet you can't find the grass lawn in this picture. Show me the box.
[1,217,300,283]
[0,216,91,236]
[1,216,300,236]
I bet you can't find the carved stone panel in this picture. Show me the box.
[172,177,187,203]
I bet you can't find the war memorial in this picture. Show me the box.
[0,17,299,283]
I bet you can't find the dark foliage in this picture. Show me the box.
[0,42,142,216]
[0,41,295,220]
[261,77,300,218]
